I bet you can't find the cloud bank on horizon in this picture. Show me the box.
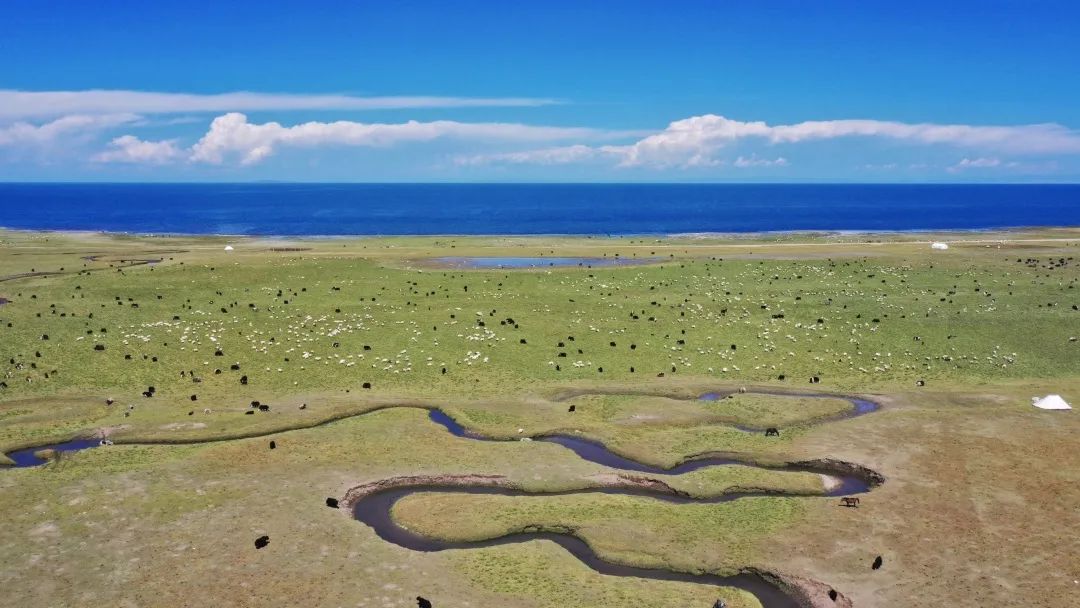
[1,89,1079,180]
[0,89,559,120]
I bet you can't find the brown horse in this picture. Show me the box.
[840,497,860,508]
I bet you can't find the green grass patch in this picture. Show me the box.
[448,542,762,608]
[394,491,808,575]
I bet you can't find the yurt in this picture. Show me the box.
[1032,395,1071,410]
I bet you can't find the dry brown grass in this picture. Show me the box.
[759,387,1080,607]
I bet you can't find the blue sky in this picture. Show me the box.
[2,0,1079,182]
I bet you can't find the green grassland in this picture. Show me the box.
[1,228,1078,608]
[2,230,1078,412]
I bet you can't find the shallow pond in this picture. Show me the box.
[4,438,102,467]
[430,256,660,269]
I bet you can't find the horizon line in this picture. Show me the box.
[2,180,1080,186]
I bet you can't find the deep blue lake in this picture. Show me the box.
[0,183,1077,235]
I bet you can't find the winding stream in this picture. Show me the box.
[3,390,882,607]
[354,486,805,608]
[348,392,882,608]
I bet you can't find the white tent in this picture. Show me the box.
[931,242,949,250]
[224,245,234,252]
[1032,394,1071,410]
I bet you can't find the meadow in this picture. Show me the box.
[1,228,1077,608]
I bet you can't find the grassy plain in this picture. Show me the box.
[1,228,1078,607]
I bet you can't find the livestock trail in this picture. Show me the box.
[0,253,176,283]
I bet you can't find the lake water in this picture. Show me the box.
[1,183,1078,235]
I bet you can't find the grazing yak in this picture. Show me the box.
[764,427,780,437]
[416,597,432,608]
[568,405,576,412]
[872,555,883,570]
[269,440,276,450]
[325,497,339,509]
[254,536,270,550]
[828,589,838,601]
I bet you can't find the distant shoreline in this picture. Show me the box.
[2,225,1077,240]
[2,182,1078,237]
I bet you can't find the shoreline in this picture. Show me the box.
[2,224,1078,240]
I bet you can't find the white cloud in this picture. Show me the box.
[188,113,604,165]
[9,108,1080,173]
[604,114,1080,167]
[92,135,183,164]
[733,155,789,168]
[0,90,558,120]
[946,157,1023,173]
[948,157,1001,172]
[455,145,605,166]
[0,114,140,147]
